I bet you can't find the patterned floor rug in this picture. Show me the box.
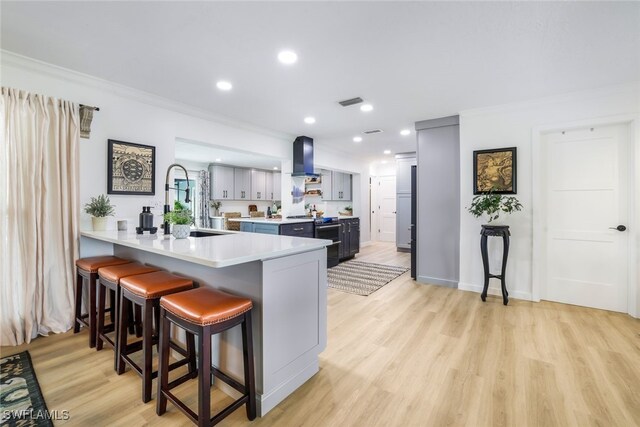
[328,260,409,296]
[0,351,52,426]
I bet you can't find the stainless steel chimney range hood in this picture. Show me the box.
[292,135,318,177]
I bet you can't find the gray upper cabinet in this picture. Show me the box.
[251,170,266,200]
[272,172,281,201]
[209,165,234,200]
[234,168,251,200]
[396,156,416,194]
[320,170,332,201]
[332,172,352,201]
[265,172,274,200]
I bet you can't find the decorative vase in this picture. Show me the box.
[92,216,108,231]
[172,224,191,239]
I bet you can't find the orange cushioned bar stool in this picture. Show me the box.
[96,262,160,369]
[157,287,256,427]
[116,271,197,403]
[75,256,131,348]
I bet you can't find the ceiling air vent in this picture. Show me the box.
[363,129,384,135]
[338,97,364,107]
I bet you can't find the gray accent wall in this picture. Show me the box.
[415,116,460,287]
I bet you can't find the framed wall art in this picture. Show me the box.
[107,139,155,195]
[473,147,517,194]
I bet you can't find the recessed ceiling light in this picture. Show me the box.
[278,50,298,64]
[400,129,411,136]
[304,116,316,124]
[360,104,373,112]
[215,158,222,162]
[384,150,391,155]
[273,166,279,170]
[216,81,232,91]
[381,160,388,164]
[353,136,363,143]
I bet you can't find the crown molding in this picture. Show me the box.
[0,49,294,142]
[459,81,640,118]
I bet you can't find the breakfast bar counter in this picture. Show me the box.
[80,230,330,416]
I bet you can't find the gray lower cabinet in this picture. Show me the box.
[241,221,314,238]
[280,222,314,238]
[339,218,360,259]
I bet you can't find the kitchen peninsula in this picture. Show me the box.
[80,229,331,416]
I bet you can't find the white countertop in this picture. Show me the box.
[81,229,331,268]
[227,218,314,224]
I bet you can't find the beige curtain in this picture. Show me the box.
[0,87,80,346]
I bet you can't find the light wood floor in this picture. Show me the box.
[2,242,639,426]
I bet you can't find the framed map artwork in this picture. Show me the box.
[107,139,155,195]
[473,147,516,195]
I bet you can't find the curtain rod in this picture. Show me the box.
[80,104,100,111]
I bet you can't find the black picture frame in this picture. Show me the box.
[107,139,155,195]
[473,147,517,195]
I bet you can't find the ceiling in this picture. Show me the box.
[175,138,283,170]
[2,2,639,161]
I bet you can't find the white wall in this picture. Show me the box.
[2,52,371,242]
[458,83,640,309]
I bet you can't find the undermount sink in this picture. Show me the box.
[189,230,223,238]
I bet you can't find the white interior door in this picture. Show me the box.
[377,176,396,242]
[543,123,629,312]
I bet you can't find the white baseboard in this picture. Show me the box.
[360,240,374,248]
[417,275,458,288]
[458,282,532,301]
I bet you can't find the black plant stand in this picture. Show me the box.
[480,225,510,305]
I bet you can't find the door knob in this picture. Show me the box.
[609,225,627,232]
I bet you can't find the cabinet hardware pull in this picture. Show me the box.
[293,227,304,231]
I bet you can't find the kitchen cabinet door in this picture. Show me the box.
[396,193,412,249]
[234,168,251,200]
[348,219,360,256]
[321,170,332,201]
[265,172,274,200]
[210,165,234,200]
[251,170,266,200]
[331,172,352,201]
[396,157,416,194]
[273,172,282,201]
[341,174,352,201]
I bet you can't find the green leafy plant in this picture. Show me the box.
[84,194,115,217]
[468,191,522,222]
[164,208,194,225]
[210,200,222,210]
[174,200,188,211]
[344,205,352,211]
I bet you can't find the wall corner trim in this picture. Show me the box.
[415,115,460,131]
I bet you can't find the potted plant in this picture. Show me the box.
[209,200,222,216]
[163,206,194,239]
[84,194,115,231]
[467,191,522,224]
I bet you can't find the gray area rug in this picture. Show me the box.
[328,260,409,296]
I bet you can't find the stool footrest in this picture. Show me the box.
[163,390,198,424]
[212,366,246,395]
[167,370,198,389]
[211,396,249,426]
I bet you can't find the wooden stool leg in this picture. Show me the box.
[135,304,143,337]
[242,312,257,420]
[186,332,197,376]
[198,328,212,427]
[142,301,154,403]
[73,271,83,333]
[96,282,106,351]
[88,274,97,348]
[156,309,170,416]
[116,291,130,375]
[109,289,116,324]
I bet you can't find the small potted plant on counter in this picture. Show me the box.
[340,205,353,216]
[164,204,194,239]
[85,194,115,231]
[209,200,222,216]
[467,191,522,224]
